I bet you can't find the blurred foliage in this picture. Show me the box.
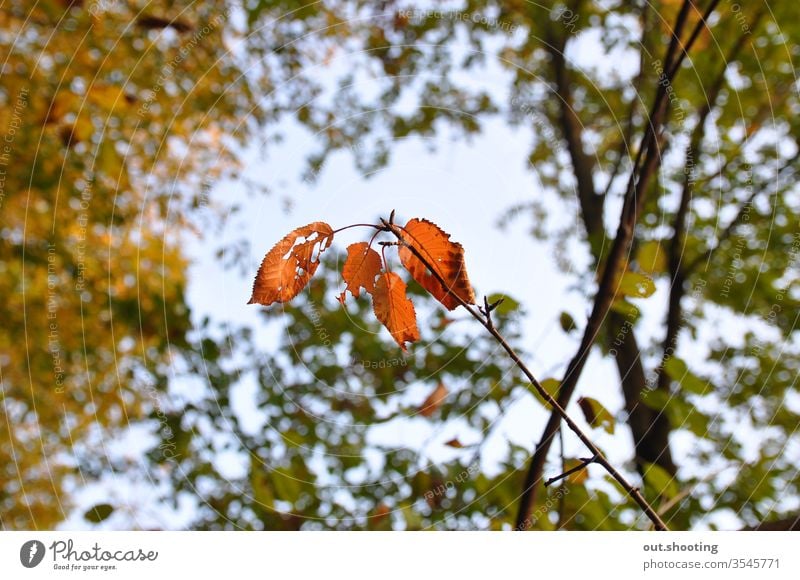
[1,0,798,530]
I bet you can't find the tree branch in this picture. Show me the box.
[381,218,668,531]
[602,2,651,199]
[515,0,721,529]
[545,455,597,487]
[543,24,603,238]
[656,16,760,413]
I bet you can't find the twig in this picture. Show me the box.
[556,429,567,530]
[545,455,598,487]
[380,219,669,531]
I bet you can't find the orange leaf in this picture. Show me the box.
[372,272,420,351]
[339,242,382,303]
[397,218,475,310]
[248,222,334,306]
[419,382,448,417]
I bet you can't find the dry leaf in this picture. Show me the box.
[339,242,382,303]
[372,272,420,351]
[248,222,334,306]
[419,382,448,417]
[444,438,463,448]
[398,218,475,310]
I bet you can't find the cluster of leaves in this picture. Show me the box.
[248,217,476,351]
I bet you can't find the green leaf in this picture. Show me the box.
[271,467,302,504]
[487,293,521,315]
[84,504,114,523]
[641,389,671,412]
[636,241,667,275]
[609,299,641,320]
[642,390,710,438]
[577,397,615,434]
[643,463,679,500]
[559,311,577,333]
[532,378,561,406]
[618,272,656,299]
[664,357,707,394]
[251,460,275,509]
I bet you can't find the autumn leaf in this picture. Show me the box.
[249,222,334,306]
[398,218,475,310]
[444,438,464,448]
[338,242,382,303]
[419,382,448,417]
[372,272,420,350]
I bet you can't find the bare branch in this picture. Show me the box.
[657,16,761,393]
[381,219,668,531]
[545,455,597,487]
[515,0,722,529]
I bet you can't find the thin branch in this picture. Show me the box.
[543,10,603,239]
[545,455,597,487]
[381,219,668,531]
[515,0,721,530]
[331,223,383,235]
[602,2,650,199]
[556,429,567,530]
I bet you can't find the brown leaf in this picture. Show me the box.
[249,222,334,306]
[338,242,382,303]
[419,382,448,417]
[372,272,420,351]
[444,438,463,448]
[398,218,475,310]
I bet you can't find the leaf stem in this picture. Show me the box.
[331,223,384,235]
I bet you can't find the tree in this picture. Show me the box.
[1,0,798,531]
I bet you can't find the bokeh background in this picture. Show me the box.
[1,0,798,530]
